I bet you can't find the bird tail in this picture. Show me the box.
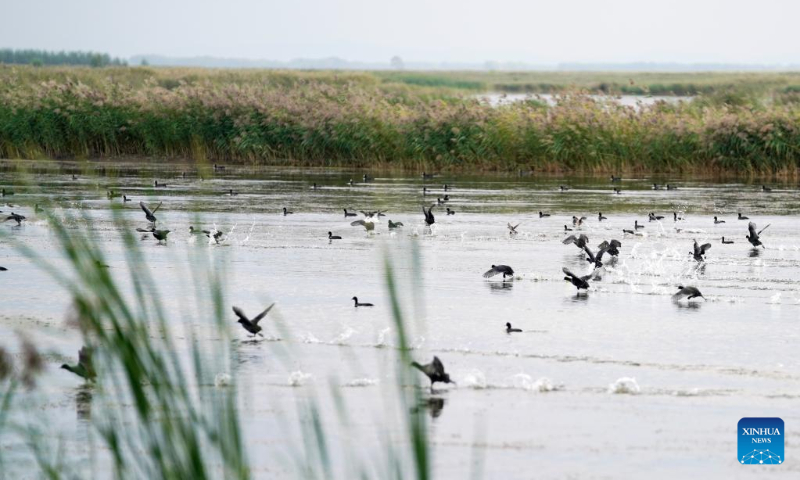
[410,362,424,372]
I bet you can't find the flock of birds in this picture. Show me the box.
[1,173,779,390]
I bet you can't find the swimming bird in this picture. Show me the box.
[483,264,515,280]
[351,296,374,307]
[190,226,223,243]
[348,179,354,186]
[738,213,749,220]
[283,207,293,216]
[328,232,342,240]
[622,229,635,235]
[152,229,170,243]
[350,218,376,231]
[411,356,453,392]
[213,163,226,171]
[388,220,404,229]
[563,233,589,249]
[652,183,662,190]
[232,304,275,338]
[154,180,167,188]
[634,220,644,230]
[649,213,664,222]
[564,225,573,232]
[674,212,682,221]
[139,201,161,224]
[572,216,587,227]
[563,267,591,291]
[72,174,78,180]
[597,239,622,256]
[311,183,318,190]
[443,184,450,191]
[227,189,238,196]
[666,184,678,190]
[437,197,446,205]
[722,237,734,244]
[746,221,770,248]
[362,174,372,182]
[508,223,520,235]
[446,208,455,215]
[672,285,705,301]
[1,189,14,196]
[3,212,25,226]
[505,322,522,333]
[539,211,551,218]
[761,185,772,192]
[423,205,435,226]
[692,239,712,262]
[423,187,428,196]
[559,185,570,191]
[714,216,725,224]
[422,172,435,179]
[613,188,622,194]
[123,195,131,202]
[61,347,95,381]
[610,175,621,182]
[343,209,358,217]
[598,212,607,221]
[0,267,6,271]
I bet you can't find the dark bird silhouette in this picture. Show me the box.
[1,188,14,196]
[189,226,223,243]
[328,232,342,240]
[388,220,404,229]
[623,229,635,235]
[722,237,734,244]
[597,239,622,256]
[422,172,435,179]
[283,207,293,216]
[559,185,570,191]
[423,187,429,196]
[0,267,7,271]
[139,201,161,224]
[123,195,131,202]
[634,220,644,230]
[746,221,770,248]
[508,223,520,235]
[582,244,611,269]
[610,175,621,182]
[411,356,454,392]
[483,264,515,279]
[311,183,318,190]
[539,211,551,218]
[572,216,587,227]
[649,213,664,222]
[564,225,573,232]
[352,296,374,307]
[227,189,238,196]
[363,174,372,182]
[613,187,622,194]
[446,208,455,215]
[443,184,450,191]
[692,239,712,262]
[598,212,607,221]
[652,183,662,190]
[152,229,170,243]
[505,322,522,333]
[437,197,446,205]
[3,212,25,225]
[61,347,96,381]
[666,184,678,190]
[563,233,589,249]
[714,216,725,224]
[674,212,682,221]
[761,185,772,192]
[343,208,358,217]
[672,285,705,301]
[738,212,749,220]
[563,267,591,291]
[154,180,167,188]
[233,304,275,337]
[213,163,226,171]
[423,205,435,226]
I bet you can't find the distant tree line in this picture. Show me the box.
[0,49,128,67]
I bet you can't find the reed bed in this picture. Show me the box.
[1,66,798,173]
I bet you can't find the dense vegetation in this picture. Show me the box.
[0,48,127,68]
[0,65,798,173]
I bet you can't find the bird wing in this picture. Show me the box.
[231,306,249,322]
[350,220,366,227]
[610,239,622,248]
[758,223,771,235]
[139,201,153,217]
[359,210,369,216]
[135,227,154,233]
[671,289,688,301]
[596,246,609,263]
[395,222,404,226]
[578,234,589,246]
[483,267,499,278]
[432,356,446,375]
[583,245,596,263]
[700,243,712,254]
[78,346,92,369]
[251,303,276,325]
[748,222,758,238]
[562,235,577,245]
[562,267,576,278]
[151,202,162,214]
[597,240,609,250]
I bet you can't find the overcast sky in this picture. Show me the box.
[2,0,798,64]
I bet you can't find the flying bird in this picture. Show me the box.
[3,212,25,226]
[60,347,96,381]
[233,304,275,338]
[411,356,454,392]
[508,223,520,235]
[423,205,435,226]
[139,201,161,224]
[563,267,592,291]
[562,233,589,249]
[483,264,515,280]
[692,239,712,262]
[672,286,705,301]
[746,221,770,248]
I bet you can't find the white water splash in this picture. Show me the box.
[288,371,313,386]
[375,328,391,348]
[609,377,640,394]
[511,373,561,392]
[214,373,231,388]
[332,327,356,345]
[462,369,488,389]
[343,378,379,387]
[300,332,321,344]
[768,292,781,304]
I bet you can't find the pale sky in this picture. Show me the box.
[2,0,799,64]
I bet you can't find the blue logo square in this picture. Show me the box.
[738,417,784,465]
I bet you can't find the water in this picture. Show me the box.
[2,160,800,478]
[479,92,693,108]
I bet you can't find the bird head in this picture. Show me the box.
[60,364,69,371]
[505,322,511,329]
[676,285,684,290]
[351,296,357,301]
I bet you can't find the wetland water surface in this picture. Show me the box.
[1,161,799,478]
